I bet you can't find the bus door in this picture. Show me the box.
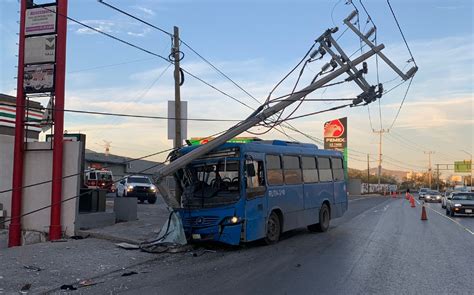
[244,154,267,241]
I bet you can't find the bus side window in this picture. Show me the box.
[318,157,333,182]
[302,156,319,183]
[332,158,344,181]
[283,155,302,184]
[266,155,284,186]
[246,160,265,188]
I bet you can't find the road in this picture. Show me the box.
[77,195,474,294]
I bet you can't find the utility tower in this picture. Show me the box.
[373,129,389,185]
[424,151,435,189]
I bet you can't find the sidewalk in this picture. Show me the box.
[0,198,178,293]
[77,198,171,244]
[0,237,163,294]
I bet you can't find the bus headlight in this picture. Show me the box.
[222,216,242,225]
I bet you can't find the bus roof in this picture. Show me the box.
[178,140,343,158]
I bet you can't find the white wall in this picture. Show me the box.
[22,141,82,237]
[0,135,14,221]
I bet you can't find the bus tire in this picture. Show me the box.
[308,204,330,232]
[264,212,281,245]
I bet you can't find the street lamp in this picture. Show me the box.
[460,150,473,191]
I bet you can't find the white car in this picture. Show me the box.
[116,175,157,204]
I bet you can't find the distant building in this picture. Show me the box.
[84,149,164,180]
[0,93,44,139]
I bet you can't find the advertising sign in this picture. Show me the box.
[188,137,260,146]
[167,100,188,140]
[25,6,57,36]
[455,161,472,173]
[24,63,54,93]
[25,35,56,64]
[324,117,348,179]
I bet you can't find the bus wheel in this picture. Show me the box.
[308,204,330,232]
[264,212,281,245]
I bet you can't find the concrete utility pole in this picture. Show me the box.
[173,26,182,149]
[436,164,440,191]
[424,151,435,189]
[367,154,370,192]
[373,129,388,185]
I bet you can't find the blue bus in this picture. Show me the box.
[173,139,348,245]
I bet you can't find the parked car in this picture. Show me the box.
[445,192,474,217]
[441,190,453,209]
[424,190,442,203]
[418,188,429,200]
[116,175,157,204]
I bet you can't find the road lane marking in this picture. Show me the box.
[415,199,474,235]
[349,195,383,202]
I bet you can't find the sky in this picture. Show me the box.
[0,0,473,174]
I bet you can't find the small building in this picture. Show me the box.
[84,149,164,180]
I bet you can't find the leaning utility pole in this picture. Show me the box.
[424,151,435,189]
[173,26,182,149]
[373,129,388,185]
[154,10,418,209]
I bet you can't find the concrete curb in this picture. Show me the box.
[76,230,139,245]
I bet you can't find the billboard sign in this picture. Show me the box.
[24,63,55,93]
[455,161,472,173]
[25,5,57,36]
[25,35,56,64]
[324,117,347,150]
[188,137,261,146]
[324,117,348,179]
[167,100,188,140]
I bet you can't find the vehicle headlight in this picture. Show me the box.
[454,204,462,207]
[436,196,441,199]
[127,185,134,192]
[150,185,157,192]
[222,216,242,225]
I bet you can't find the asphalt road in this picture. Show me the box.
[80,195,474,295]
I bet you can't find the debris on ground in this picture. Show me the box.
[60,284,77,291]
[23,265,41,272]
[121,271,138,277]
[191,249,216,257]
[116,242,140,250]
[20,283,31,294]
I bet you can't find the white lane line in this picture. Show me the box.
[349,195,383,202]
[414,199,474,235]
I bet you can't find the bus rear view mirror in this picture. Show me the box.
[246,163,256,177]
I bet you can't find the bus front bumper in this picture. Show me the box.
[185,223,242,246]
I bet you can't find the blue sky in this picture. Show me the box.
[1,0,473,173]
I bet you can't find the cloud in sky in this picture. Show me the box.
[132,5,156,17]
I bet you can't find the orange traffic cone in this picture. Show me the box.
[421,204,427,220]
[410,196,416,208]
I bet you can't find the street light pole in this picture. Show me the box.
[460,150,473,191]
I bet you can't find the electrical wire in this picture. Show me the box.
[386,0,417,67]
[387,75,414,130]
[0,102,241,122]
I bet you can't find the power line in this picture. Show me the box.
[0,102,241,122]
[387,76,414,130]
[386,0,417,66]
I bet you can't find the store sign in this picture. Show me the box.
[188,137,261,146]
[324,117,347,150]
[25,35,56,64]
[324,117,348,179]
[455,161,472,173]
[24,63,54,93]
[25,6,57,36]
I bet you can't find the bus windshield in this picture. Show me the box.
[181,159,240,208]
